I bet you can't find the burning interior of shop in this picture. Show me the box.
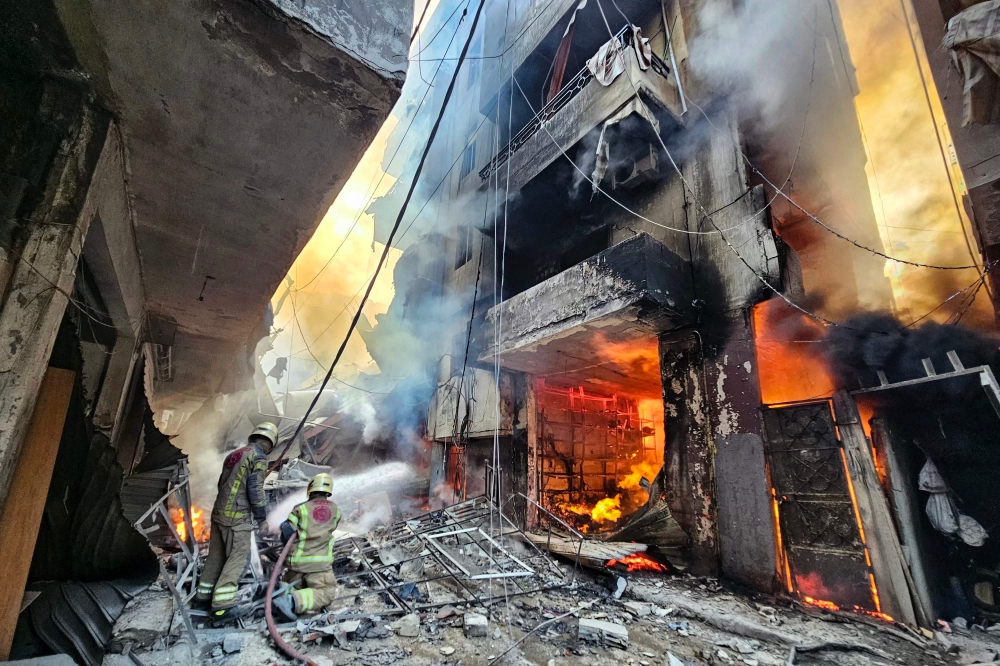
[751,296,1000,627]
[534,339,665,535]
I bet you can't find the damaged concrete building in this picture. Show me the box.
[409,0,1000,633]
[0,0,410,660]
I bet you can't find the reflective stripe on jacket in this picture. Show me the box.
[287,497,341,573]
[212,445,268,525]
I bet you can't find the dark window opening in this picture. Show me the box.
[559,225,609,272]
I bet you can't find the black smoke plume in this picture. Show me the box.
[823,312,1000,390]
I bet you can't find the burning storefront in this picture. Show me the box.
[404,0,1000,633]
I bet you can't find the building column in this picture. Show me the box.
[659,332,716,573]
[0,83,109,515]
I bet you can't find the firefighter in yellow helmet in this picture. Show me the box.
[196,422,277,614]
[272,473,341,619]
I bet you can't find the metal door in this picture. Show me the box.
[761,402,876,611]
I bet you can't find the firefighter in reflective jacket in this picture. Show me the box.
[272,473,341,619]
[196,422,277,612]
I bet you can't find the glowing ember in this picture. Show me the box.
[801,596,839,612]
[171,506,209,543]
[606,552,669,573]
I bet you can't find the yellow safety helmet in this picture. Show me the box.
[249,422,278,450]
[307,473,333,497]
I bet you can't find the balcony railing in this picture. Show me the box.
[479,26,671,183]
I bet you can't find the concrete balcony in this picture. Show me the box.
[480,233,693,391]
[479,30,684,199]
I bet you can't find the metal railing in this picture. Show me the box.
[479,25,670,183]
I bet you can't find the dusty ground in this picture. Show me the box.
[104,568,1000,666]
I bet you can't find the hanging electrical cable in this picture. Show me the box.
[271,0,491,471]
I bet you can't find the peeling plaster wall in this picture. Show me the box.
[659,333,715,572]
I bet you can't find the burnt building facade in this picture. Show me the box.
[413,0,962,628]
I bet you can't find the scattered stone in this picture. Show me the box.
[954,617,970,630]
[492,627,502,640]
[717,648,734,664]
[222,633,243,654]
[743,659,759,666]
[210,647,223,658]
[959,647,998,664]
[653,606,673,617]
[717,638,756,654]
[623,601,651,618]
[440,646,456,656]
[464,613,488,638]
[614,577,628,599]
[436,605,458,620]
[578,618,629,649]
[756,606,778,623]
[390,613,420,637]
[667,652,685,666]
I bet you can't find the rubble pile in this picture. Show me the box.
[88,495,1000,666]
[102,542,1000,666]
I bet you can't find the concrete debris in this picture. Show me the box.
[614,576,628,599]
[716,637,758,654]
[435,605,458,619]
[463,612,488,637]
[578,618,629,649]
[440,646,455,655]
[667,652,685,666]
[221,633,243,653]
[492,627,502,640]
[622,601,651,617]
[389,613,420,637]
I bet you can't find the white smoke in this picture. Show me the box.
[265,461,417,527]
[688,0,816,124]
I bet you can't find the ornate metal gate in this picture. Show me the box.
[761,402,877,611]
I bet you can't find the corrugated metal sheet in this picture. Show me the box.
[13,579,152,666]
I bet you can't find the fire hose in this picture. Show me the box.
[264,535,317,666]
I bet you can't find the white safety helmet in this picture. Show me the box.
[249,422,278,450]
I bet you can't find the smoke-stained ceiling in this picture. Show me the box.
[55,0,410,424]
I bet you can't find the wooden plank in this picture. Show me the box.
[0,367,76,659]
[871,418,935,627]
[832,391,918,627]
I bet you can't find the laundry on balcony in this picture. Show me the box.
[587,25,653,86]
[943,0,1000,125]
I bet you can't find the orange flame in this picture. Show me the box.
[557,496,622,524]
[171,506,209,543]
[802,596,840,612]
[606,552,669,573]
[752,300,834,405]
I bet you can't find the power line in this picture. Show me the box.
[273,0,491,470]
[291,5,472,300]
[588,0,989,332]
